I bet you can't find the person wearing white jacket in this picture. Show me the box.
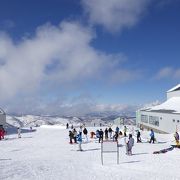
[126,134,134,155]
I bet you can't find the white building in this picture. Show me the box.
[136,84,180,133]
[0,108,6,127]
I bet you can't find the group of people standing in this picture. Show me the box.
[68,126,89,151]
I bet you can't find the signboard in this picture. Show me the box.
[101,141,119,165]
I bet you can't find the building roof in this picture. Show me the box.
[141,97,180,114]
[167,84,180,93]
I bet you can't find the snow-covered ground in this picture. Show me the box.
[0,126,180,180]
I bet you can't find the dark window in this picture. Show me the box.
[149,116,159,126]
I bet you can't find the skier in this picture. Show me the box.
[83,127,88,142]
[149,129,155,144]
[126,134,134,155]
[77,133,83,151]
[72,128,77,143]
[137,130,141,143]
[104,128,108,140]
[99,129,104,143]
[113,131,119,142]
[174,132,179,145]
[116,126,119,134]
[124,126,127,137]
[69,130,74,144]
[96,129,100,139]
[90,131,95,138]
[108,127,113,139]
[66,123,69,129]
[17,127,21,138]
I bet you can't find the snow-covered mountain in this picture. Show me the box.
[6,113,136,128]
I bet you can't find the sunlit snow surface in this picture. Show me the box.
[0,126,180,180]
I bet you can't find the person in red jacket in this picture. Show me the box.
[0,128,2,140]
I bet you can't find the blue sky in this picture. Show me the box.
[0,0,180,115]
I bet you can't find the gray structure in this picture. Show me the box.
[136,84,180,134]
[0,108,6,126]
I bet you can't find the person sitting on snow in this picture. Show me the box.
[174,132,179,145]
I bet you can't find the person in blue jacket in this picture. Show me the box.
[77,133,83,151]
[149,129,155,143]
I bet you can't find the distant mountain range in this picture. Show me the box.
[6,111,136,128]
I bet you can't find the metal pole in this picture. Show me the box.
[101,142,103,165]
[117,142,119,164]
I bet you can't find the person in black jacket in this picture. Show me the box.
[105,128,108,140]
[69,130,74,144]
[137,130,141,143]
[83,128,88,142]
[99,129,104,143]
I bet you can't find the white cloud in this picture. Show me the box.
[81,0,150,32]
[0,21,140,103]
[155,67,180,80]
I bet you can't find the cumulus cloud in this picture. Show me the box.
[0,21,140,103]
[81,0,150,32]
[154,67,180,80]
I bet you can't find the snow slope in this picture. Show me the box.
[0,126,180,180]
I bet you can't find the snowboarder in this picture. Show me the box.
[17,127,21,138]
[126,134,134,155]
[99,129,104,143]
[174,132,179,145]
[149,129,155,144]
[77,133,83,151]
[83,127,88,142]
[137,130,141,143]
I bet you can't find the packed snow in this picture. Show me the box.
[0,125,180,180]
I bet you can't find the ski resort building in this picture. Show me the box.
[136,84,180,134]
[0,108,6,127]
